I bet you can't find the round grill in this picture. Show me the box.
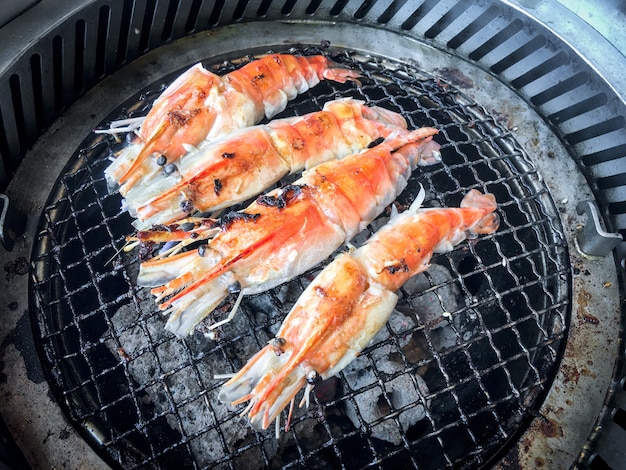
[29,49,569,469]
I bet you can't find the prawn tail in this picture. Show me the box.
[140,245,245,337]
[117,122,167,187]
[136,251,198,287]
[461,189,500,234]
[361,105,408,129]
[321,64,362,86]
[416,139,443,166]
[380,127,440,170]
[219,346,280,405]
[471,211,500,235]
[104,144,141,191]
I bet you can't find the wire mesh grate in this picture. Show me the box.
[29,48,570,469]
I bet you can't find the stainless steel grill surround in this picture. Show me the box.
[0,0,624,469]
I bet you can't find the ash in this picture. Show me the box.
[103,254,470,466]
[343,310,430,445]
[104,280,285,468]
[342,262,467,445]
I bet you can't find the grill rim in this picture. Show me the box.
[0,2,623,468]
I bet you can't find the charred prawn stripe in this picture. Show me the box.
[218,212,261,228]
[256,185,305,209]
[135,211,262,243]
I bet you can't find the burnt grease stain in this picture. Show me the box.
[434,67,474,89]
[213,178,222,196]
[256,184,305,209]
[538,416,563,438]
[219,211,260,229]
[383,259,409,275]
[4,256,28,281]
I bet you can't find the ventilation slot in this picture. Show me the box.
[423,2,470,38]
[74,20,86,95]
[278,0,296,15]
[530,71,588,106]
[613,407,626,431]
[185,0,203,31]
[588,454,612,470]
[161,0,180,40]
[565,116,626,145]
[208,0,225,26]
[597,173,626,190]
[255,0,272,17]
[401,0,440,31]
[30,55,44,133]
[96,6,110,80]
[116,0,133,65]
[0,108,10,187]
[139,0,157,52]
[52,35,65,112]
[608,201,626,215]
[469,19,523,61]
[490,35,546,75]
[510,51,569,89]
[355,0,375,20]
[582,144,626,166]
[548,94,608,124]
[9,75,25,158]
[377,0,410,24]
[329,0,349,16]
[446,5,500,50]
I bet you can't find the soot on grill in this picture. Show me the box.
[29,49,570,469]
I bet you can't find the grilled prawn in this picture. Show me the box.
[134,129,441,338]
[123,98,408,227]
[102,54,360,191]
[218,188,499,431]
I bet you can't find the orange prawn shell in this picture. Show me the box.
[158,186,347,308]
[114,54,361,189]
[139,65,219,159]
[248,255,372,416]
[130,99,408,223]
[361,204,496,291]
[225,55,309,112]
[182,130,286,210]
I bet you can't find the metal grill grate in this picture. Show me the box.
[29,49,570,469]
